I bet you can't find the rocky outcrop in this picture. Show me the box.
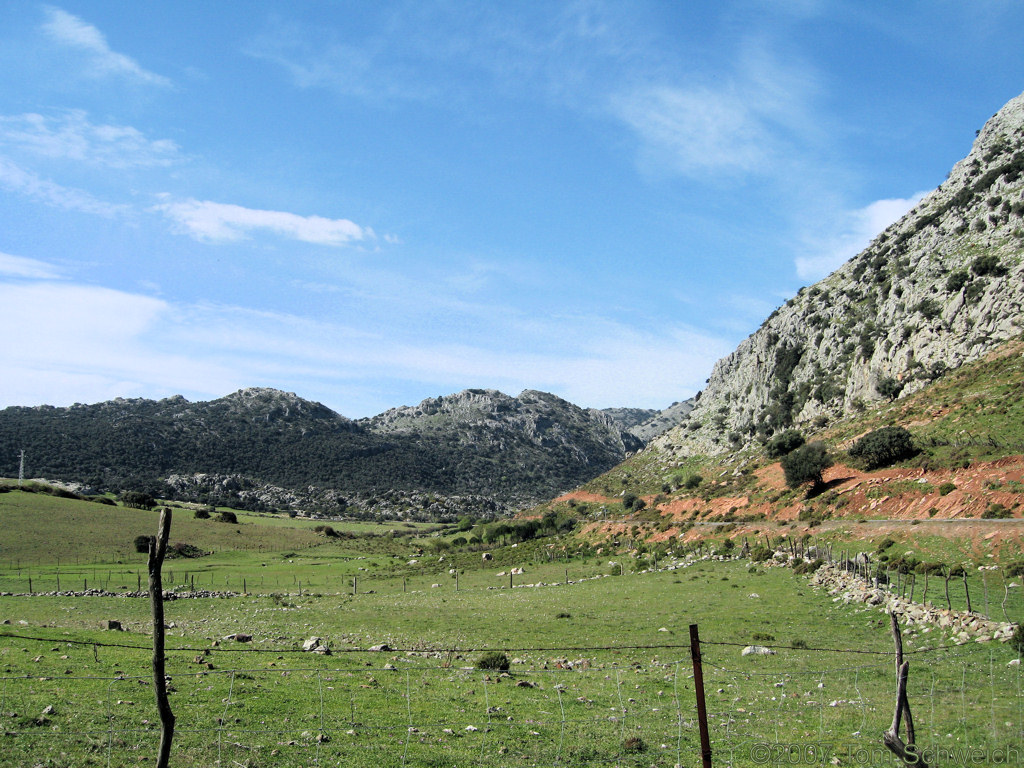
[655,91,1024,458]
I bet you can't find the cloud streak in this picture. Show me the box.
[154,198,374,246]
[41,7,172,87]
[0,258,731,416]
[0,156,125,216]
[612,41,820,178]
[0,111,180,168]
[795,193,926,281]
[0,251,65,280]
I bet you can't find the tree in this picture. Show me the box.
[121,490,157,509]
[766,429,805,458]
[876,377,904,402]
[781,442,832,491]
[848,426,916,470]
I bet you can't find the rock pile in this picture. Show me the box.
[810,563,1017,644]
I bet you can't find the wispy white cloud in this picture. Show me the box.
[0,281,239,407]
[41,7,171,87]
[154,198,374,246]
[612,41,820,177]
[0,261,731,416]
[0,111,180,168]
[0,251,64,280]
[794,192,926,281]
[0,156,125,216]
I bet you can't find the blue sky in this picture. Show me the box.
[1,1,1023,418]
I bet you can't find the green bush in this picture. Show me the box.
[781,442,832,490]
[848,426,916,470]
[982,503,1012,519]
[876,377,904,401]
[945,270,969,292]
[194,508,211,519]
[766,429,805,459]
[683,474,703,489]
[1011,625,1024,657]
[133,534,153,554]
[971,253,1007,277]
[938,482,956,496]
[793,558,824,574]
[217,511,238,524]
[476,651,510,671]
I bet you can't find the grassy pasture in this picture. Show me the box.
[1,494,1022,766]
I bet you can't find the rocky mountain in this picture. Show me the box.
[600,407,659,433]
[653,90,1024,459]
[627,398,696,442]
[0,387,642,518]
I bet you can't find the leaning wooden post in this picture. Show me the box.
[883,611,927,767]
[689,624,713,768]
[148,509,175,768]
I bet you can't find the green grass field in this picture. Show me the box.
[1,492,1022,767]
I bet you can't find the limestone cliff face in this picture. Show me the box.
[655,91,1024,458]
[364,388,643,463]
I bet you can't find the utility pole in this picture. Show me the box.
[18,450,25,487]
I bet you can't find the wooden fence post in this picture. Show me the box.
[148,508,175,768]
[883,612,928,767]
[689,624,713,768]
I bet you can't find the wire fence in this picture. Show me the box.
[1,634,1021,768]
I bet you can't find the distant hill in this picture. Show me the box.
[0,387,642,519]
[653,89,1024,459]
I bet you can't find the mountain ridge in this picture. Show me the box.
[0,386,655,519]
[653,89,1024,459]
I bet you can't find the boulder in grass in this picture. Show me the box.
[741,645,776,657]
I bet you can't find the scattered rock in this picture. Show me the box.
[741,646,776,657]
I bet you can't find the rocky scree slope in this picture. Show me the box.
[654,90,1024,459]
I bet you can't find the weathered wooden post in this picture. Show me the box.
[883,612,928,767]
[689,624,713,768]
[148,509,175,768]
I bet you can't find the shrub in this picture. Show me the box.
[982,503,1012,519]
[749,545,773,562]
[194,508,211,519]
[766,429,805,458]
[133,535,153,554]
[876,377,904,401]
[476,651,510,671]
[1011,625,1024,657]
[623,736,647,754]
[971,253,1007,277]
[781,442,832,490]
[914,298,941,320]
[683,474,703,489]
[217,511,238,524]
[120,490,157,509]
[793,558,824,574]
[938,482,956,496]
[848,426,916,470]
[945,270,969,292]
